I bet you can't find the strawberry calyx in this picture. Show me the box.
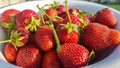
[60,23,79,34]
[88,50,95,62]
[42,1,59,10]
[0,30,25,50]
[61,0,79,34]
[25,16,41,32]
[0,16,16,36]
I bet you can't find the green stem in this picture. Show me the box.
[50,24,61,53]
[0,40,11,44]
[65,0,71,23]
[37,4,51,19]
[37,4,45,24]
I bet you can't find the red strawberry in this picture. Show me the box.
[16,27,30,46]
[57,29,79,44]
[0,27,30,50]
[58,43,89,68]
[45,8,58,20]
[4,43,18,63]
[1,9,20,23]
[16,44,42,68]
[95,8,117,28]
[57,5,66,15]
[61,14,82,27]
[56,1,80,44]
[109,29,120,45]
[16,9,40,32]
[35,27,55,52]
[83,23,120,53]
[42,50,63,68]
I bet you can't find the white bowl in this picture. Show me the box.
[0,0,120,68]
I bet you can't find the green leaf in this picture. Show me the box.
[25,16,41,32]
[14,41,24,47]
[0,16,16,36]
[50,1,59,9]
[10,30,25,48]
[89,50,95,62]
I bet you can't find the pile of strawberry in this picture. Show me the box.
[0,0,120,68]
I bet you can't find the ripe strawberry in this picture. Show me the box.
[95,8,117,28]
[16,9,40,32]
[58,43,89,68]
[35,27,55,52]
[57,28,79,44]
[42,50,63,68]
[56,0,80,44]
[61,14,82,27]
[16,27,30,46]
[1,9,20,23]
[4,43,18,63]
[57,5,66,15]
[0,27,30,50]
[16,44,42,68]
[45,8,58,20]
[109,29,120,45]
[83,23,120,53]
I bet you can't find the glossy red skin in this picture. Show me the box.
[95,8,117,28]
[83,23,120,53]
[83,23,111,53]
[109,29,120,45]
[57,29,79,44]
[16,45,42,68]
[58,43,89,68]
[16,9,38,28]
[17,27,30,45]
[35,28,55,52]
[1,9,20,23]
[4,43,18,63]
[42,50,63,68]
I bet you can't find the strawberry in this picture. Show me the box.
[0,27,30,50]
[56,0,80,44]
[42,50,63,68]
[16,44,42,68]
[82,23,120,53]
[61,14,82,27]
[1,9,20,23]
[95,8,117,28]
[35,27,55,52]
[45,8,58,20]
[4,43,18,63]
[57,28,79,44]
[50,20,89,68]
[109,29,120,45]
[16,9,40,32]
[57,5,66,15]
[46,8,58,18]
[58,43,89,68]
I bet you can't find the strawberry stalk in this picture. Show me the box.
[65,0,71,23]
[37,4,51,19]
[50,24,61,52]
[0,40,11,44]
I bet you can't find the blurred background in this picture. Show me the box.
[0,0,120,11]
